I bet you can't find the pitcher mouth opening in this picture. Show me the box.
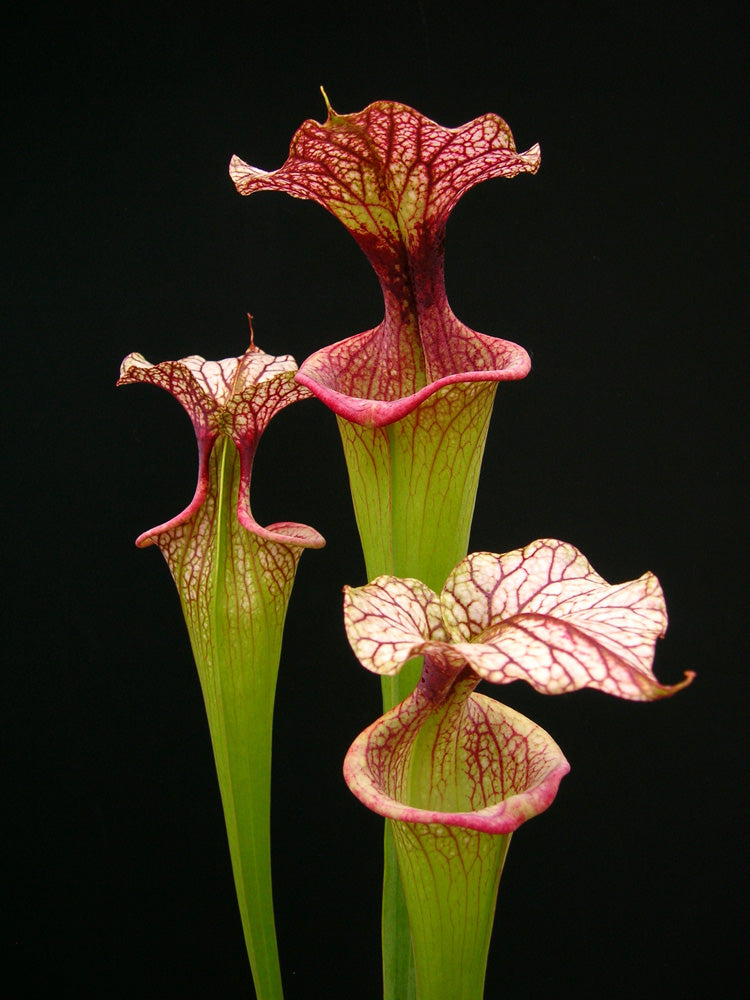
[296,339,531,429]
[343,694,570,835]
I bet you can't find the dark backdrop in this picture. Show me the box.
[5,3,744,997]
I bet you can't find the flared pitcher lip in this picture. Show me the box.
[343,694,570,835]
[296,347,531,429]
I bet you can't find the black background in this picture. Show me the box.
[5,3,745,997]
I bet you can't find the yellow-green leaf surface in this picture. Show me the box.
[119,345,324,1000]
